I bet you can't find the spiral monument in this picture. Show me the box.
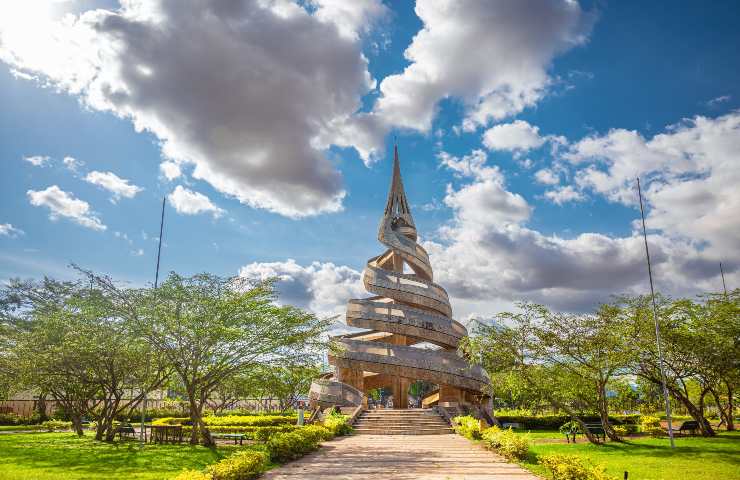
[309,146,488,410]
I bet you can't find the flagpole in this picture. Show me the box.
[141,196,166,448]
[637,178,675,449]
[720,262,728,297]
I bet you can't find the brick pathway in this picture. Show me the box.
[261,434,540,480]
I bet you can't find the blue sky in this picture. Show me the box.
[1,0,738,319]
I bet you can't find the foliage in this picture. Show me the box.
[266,430,319,463]
[204,415,296,427]
[41,420,72,432]
[452,415,483,440]
[98,272,331,446]
[539,454,616,480]
[481,426,529,460]
[172,470,213,480]
[323,411,352,436]
[299,425,334,443]
[0,412,23,425]
[558,420,582,435]
[638,415,663,436]
[611,425,628,436]
[205,450,268,480]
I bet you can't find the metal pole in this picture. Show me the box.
[720,262,728,297]
[637,177,675,449]
[141,196,166,448]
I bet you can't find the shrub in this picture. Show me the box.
[639,415,663,437]
[252,425,301,441]
[206,450,268,480]
[452,415,483,440]
[558,420,582,435]
[299,425,334,443]
[323,412,352,436]
[266,431,319,463]
[172,470,213,480]
[481,426,529,460]
[41,420,72,432]
[0,412,22,425]
[539,454,616,480]
[612,424,637,436]
[204,415,296,427]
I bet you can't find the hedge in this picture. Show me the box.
[153,415,296,427]
[495,414,641,430]
[539,454,616,480]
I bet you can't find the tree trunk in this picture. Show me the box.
[726,382,735,431]
[35,393,49,422]
[71,414,84,436]
[670,386,715,436]
[597,381,620,442]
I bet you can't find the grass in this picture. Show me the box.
[519,431,740,480]
[0,432,258,480]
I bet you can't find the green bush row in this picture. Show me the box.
[0,412,44,426]
[452,415,484,440]
[539,454,616,480]
[152,415,296,427]
[323,412,352,437]
[173,450,268,480]
[481,426,529,460]
[173,425,340,480]
[495,414,643,430]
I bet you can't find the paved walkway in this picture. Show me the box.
[261,434,540,480]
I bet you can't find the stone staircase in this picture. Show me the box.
[353,408,452,435]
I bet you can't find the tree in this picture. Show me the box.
[97,272,331,445]
[261,363,321,413]
[461,302,630,443]
[617,293,727,436]
[4,276,171,439]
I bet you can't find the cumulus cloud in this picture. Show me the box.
[0,223,24,238]
[238,259,364,319]
[27,185,106,231]
[63,156,84,172]
[84,170,143,202]
[534,168,560,185]
[482,120,546,152]
[565,112,740,255]
[544,185,585,205]
[23,155,50,167]
[330,0,592,161]
[159,161,181,181]
[0,0,384,217]
[168,185,224,218]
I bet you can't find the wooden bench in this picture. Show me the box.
[116,422,136,440]
[678,420,700,435]
[583,423,606,442]
[211,433,247,445]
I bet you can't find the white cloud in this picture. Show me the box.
[159,161,181,181]
[544,185,585,205]
[0,0,382,217]
[565,112,740,255]
[329,0,592,161]
[84,170,143,202]
[482,120,546,152]
[534,168,559,185]
[238,259,364,319]
[0,223,24,238]
[27,185,106,231]
[706,95,730,107]
[131,248,144,256]
[23,155,50,167]
[168,185,224,218]
[63,156,84,172]
[310,0,388,40]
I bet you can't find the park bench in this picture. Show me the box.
[583,423,606,442]
[211,433,247,445]
[115,422,136,440]
[678,420,700,435]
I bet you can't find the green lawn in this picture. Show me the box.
[520,431,740,480]
[0,432,252,480]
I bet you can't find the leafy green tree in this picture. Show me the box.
[462,302,630,443]
[97,272,331,445]
[261,363,322,413]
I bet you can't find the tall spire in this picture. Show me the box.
[383,143,416,238]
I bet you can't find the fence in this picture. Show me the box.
[0,398,286,417]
